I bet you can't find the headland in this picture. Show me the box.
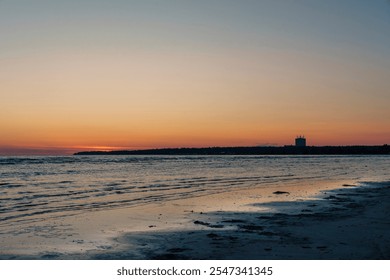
[74,145,390,156]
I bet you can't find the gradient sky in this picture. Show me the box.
[1,0,390,155]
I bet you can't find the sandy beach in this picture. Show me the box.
[1,178,389,260]
[91,181,390,260]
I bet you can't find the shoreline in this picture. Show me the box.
[90,181,390,260]
[1,180,389,259]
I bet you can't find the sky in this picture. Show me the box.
[1,0,390,155]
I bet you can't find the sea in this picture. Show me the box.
[0,155,389,229]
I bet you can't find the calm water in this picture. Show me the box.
[0,155,389,227]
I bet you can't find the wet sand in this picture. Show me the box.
[1,180,389,259]
[83,182,390,260]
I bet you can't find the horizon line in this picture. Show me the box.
[1,143,389,157]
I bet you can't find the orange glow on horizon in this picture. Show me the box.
[1,130,389,156]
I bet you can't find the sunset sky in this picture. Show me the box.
[1,0,390,155]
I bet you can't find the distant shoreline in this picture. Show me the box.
[74,145,390,156]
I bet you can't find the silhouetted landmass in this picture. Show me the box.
[74,145,390,155]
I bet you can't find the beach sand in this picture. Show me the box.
[1,180,389,259]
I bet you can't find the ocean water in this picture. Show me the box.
[0,155,389,228]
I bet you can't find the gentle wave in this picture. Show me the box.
[0,155,389,226]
